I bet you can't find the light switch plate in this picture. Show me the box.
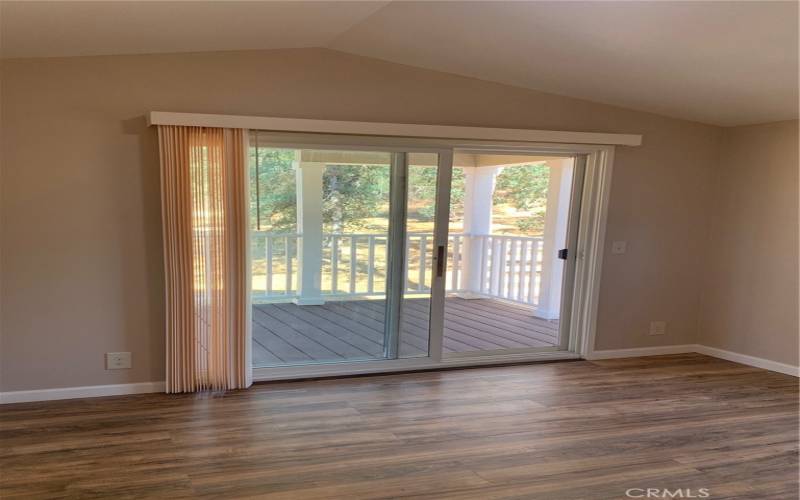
[106,352,132,369]
[611,241,627,254]
[648,321,667,336]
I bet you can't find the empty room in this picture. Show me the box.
[1,1,798,498]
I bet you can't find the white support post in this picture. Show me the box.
[293,157,326,306]
[535,158,574,319]
[461,166,501,297]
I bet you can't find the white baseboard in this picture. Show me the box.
[693,345,800,377]
[586,344,696,360]
[587,344,799,377]
[0,381,165,404]
[3,344,797,404]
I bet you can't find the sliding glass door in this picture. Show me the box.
[248,139,446,368]
[248,133,588,375]
[442,151,586,356]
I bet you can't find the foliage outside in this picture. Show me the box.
[249,147,549,236]
[249,148,551,296]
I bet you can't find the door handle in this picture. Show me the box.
[436,245,445,277]
[558,248,568,260]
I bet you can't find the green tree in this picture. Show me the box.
[407,166,465,222]
[322,165,390,232]
[250,148,472,235]
[250,148,297,233]
[249,147,392,233]
[493,163,549,234]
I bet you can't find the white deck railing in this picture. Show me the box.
[252,232,545,306]
[450,234,545,305]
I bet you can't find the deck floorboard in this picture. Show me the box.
[251,318,315,363]
[277,303,385,355]
[253,297,559,366]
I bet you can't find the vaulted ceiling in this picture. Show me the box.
[2,1,797,126]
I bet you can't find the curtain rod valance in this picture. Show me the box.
[147,111,642,147]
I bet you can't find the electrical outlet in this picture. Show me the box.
[648,321,667,336]
[611,241,627,254]
[106,352,132,369]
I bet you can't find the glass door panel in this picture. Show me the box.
[249,146,393,367]
[398,153,440,358]
[249,139,442,367]
[442,153,584,356]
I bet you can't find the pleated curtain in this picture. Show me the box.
[157,125,251,393]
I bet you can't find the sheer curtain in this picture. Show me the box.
[157,125,251,393]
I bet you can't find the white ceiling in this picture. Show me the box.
[2,1,797,126]
[0,2,391,57]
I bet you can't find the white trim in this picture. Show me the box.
[0,381,165,404]
[147,112,642,146]
[586,344,799,377]
[694,345,800,377]
[4,345,795,403]
[253,350,581,382]
[556,155,586,348]
[572,147,614,356]
[586,345,697,360]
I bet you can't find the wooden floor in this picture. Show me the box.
[2,354,797,499]
[252,297,559,366]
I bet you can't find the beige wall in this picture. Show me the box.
[1,48,723,391]
[699,121,799,366]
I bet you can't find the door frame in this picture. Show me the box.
[558,154,587,351]
[247,134,614,382]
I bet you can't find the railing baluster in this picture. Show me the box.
[367,235,375,294]
[451,235,460,291]
[497,237,507,298]
[488,236,496,296]
[480,236,489,294]
[252,231,543,304]
[285,236,292,293]
[508,238,518,301]
[331,236,339,294]
[528,239,540,304]
[349,235,357,294]
[518,239,525,298]
[526,241,536,304]
[518,239,529,302]
[418,235,427,291]
[266,235,273,296]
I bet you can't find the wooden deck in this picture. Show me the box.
[252,297,559,366]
